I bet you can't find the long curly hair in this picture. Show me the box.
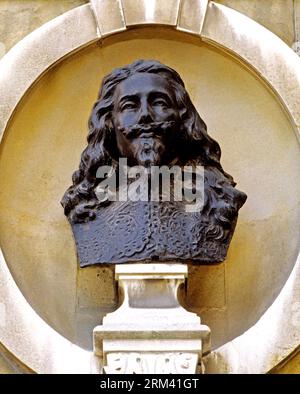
[61,59,237,223]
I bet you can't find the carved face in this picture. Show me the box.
[112,73,180,166]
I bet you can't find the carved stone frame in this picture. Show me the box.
[0,0,300,373]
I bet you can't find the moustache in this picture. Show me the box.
[117,120,176,139]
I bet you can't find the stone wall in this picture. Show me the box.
[219,0,295,46]
[0,0,299,58]
[0,0,299,374]
[0,0,88,58]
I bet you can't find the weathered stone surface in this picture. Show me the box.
[295,0,300,42]
[0,354,15,374]
[122,0,180,26]
[177,0,208,35]
[0,0,296,61]
[186,264,225,310]
[274,350,300,374]
[90,0,125,36]
[75,265,118,349]
[0,0,88,57]
[218,0,294,46]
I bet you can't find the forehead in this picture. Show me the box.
[114,72,173,100]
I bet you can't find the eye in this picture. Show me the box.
[120,101,137,111]
[152,98,169,108]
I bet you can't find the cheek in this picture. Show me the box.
[115,112,138,128]
[158,108,179,120]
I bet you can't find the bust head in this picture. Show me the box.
[112,72,181,167]
[62,59,236,223]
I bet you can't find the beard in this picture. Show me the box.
[117,120,176,167]
[132,136,165,166]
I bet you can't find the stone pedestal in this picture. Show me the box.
[93,264,211,374]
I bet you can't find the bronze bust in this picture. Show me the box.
[61,60,247,267]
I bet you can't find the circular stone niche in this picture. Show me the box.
[1,29,300,351]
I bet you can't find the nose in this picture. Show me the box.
[138,99,153,124]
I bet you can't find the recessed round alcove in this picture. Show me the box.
[1,1,300,373]
[1,27,300,355]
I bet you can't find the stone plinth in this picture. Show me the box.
[93,264,211,374]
